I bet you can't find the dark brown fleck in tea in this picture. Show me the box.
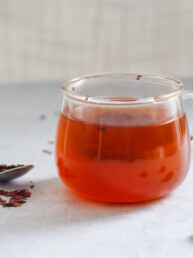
[97,127,106,132]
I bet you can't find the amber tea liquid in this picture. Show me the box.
[56,107,190,202]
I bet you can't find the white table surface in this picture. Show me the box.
[0,79,193,258]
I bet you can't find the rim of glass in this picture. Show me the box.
[61,72,184,105]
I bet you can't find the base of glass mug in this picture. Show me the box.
[63,185,172,203]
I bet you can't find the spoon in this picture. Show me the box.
[0,165,34,182]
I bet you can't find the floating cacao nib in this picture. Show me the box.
[97,126,106,132]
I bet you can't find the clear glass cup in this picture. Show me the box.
[55,73,193,203]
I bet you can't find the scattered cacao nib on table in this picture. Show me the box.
[191,136,193,141]
[43,149,52,154]
[0,164,24,173]
[0,165,34,208]
[40,114,46,120]
[0,189,31,208]
[54,111,59,116]
[48,141,55,145]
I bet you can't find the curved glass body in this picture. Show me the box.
[56,73,191,203]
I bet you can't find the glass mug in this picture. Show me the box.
[55,73,192,203]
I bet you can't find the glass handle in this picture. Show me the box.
[182,90,193,100]
[182,90,193,139]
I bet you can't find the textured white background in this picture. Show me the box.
[0,80,193,257]
[0,0,193,83]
